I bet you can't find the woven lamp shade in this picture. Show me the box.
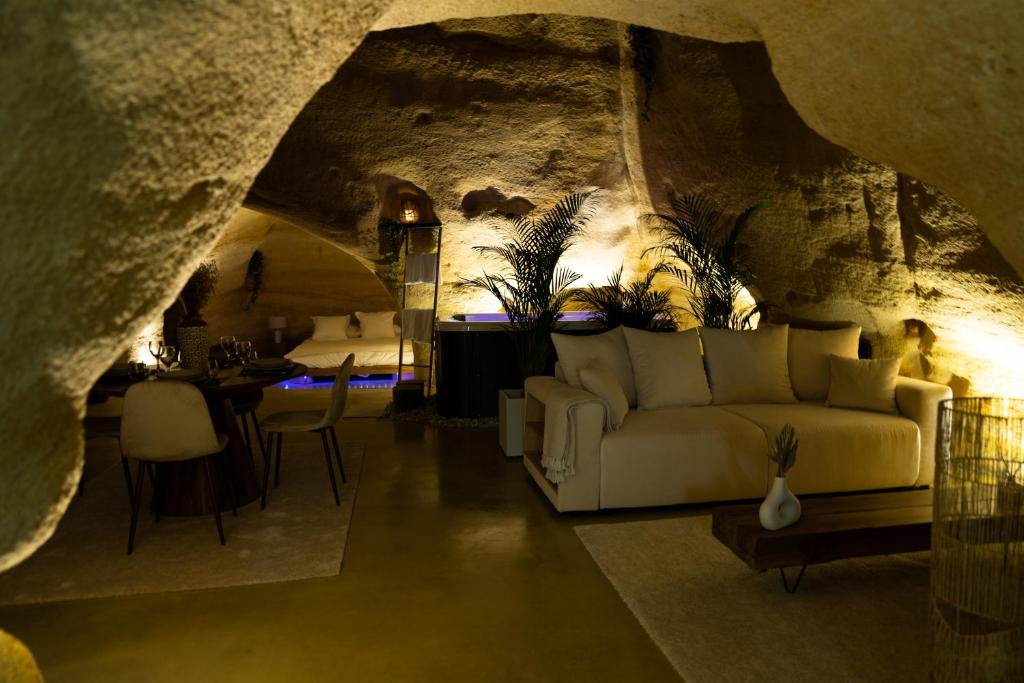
[932,397,1024,681]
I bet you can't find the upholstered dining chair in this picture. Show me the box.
[120,380,233,554]
[260,353,354,509]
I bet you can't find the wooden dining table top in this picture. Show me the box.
[92,363,309,399]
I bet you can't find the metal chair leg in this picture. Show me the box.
[329,426,347,484]
[202,456,226,546]
[261,432,274,510]
[240,411,254,465]
[127,461,146,555]
[121,455,135,508]
[274,433,283,488]
[250,411,268,467]
[150,464,161,523]
[320,430,340,506]
[216,452,238,517]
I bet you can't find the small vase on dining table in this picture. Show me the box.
[177,318,210,370]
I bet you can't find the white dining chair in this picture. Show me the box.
[260,354,354,509]
[120,380,232,554]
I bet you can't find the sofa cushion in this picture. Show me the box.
[827,356,899,414]
[720,403,919,495]
[579,367,629,430]
[700,324,797,405]
[600,407,769,508]
[551,327,637,407]
[623,327,711,409]
[788,326,861,401]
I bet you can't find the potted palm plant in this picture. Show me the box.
[460,189,599,456]
[177,261,219,370]
[644,193,769,329]
[572,265,677,331]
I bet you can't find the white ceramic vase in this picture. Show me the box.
[759,476,801,530]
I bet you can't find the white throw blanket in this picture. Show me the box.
[541,396,609,484]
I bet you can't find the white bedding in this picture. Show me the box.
[285,337,414,369]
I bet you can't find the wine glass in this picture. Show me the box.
[160,345,178,372]
[148,341,165,372]
[236,340,253,366]
[219,336,236,363]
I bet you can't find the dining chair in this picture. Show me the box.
[120,380,233,554]
[260,354,354,509]
[231,392,267,468]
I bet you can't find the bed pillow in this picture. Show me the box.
[579,367,629,430]
[623,327,711,409]
[700,324,797,404]
[788,326,862,401]
[356,312,396,339]
[827,355,899,414]
[551,327,637,407]
[346,324,362,339]
[311,315,350,341]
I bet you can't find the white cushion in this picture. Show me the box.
[346,324,362,338]
[623,327,711,409]
[788,326,861,401]
[827,355,899,414]
[579,366,629,430]
[700,324,797,404]
[311,315,349,341]
[356,311,396,339]
[551,327,637,407]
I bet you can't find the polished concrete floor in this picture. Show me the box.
[0,394,682,682]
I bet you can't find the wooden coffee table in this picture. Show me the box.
[712,489,932,593]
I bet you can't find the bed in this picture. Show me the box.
[285,336,414,371]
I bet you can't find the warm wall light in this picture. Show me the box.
[400,198,419,224]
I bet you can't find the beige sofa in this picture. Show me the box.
[522,328,952,512]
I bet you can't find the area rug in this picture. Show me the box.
[0,436,364,605]
[575,516,930,682]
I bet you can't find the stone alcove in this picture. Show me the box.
[2,0,1022,574]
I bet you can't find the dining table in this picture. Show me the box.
[92,362,308,516]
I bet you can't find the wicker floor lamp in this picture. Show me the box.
[932,397,1024,681]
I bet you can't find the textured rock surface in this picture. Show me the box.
[249,16,644,317]
[636,34,1024,395]
[202,209,396,353]
[0,1,387,571]
[0,630,41,683]
[2,0,1022,574]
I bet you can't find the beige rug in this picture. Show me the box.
[0,435,364,605]
[575,516,930,682]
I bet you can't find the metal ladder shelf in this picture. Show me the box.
[397,223,442,397]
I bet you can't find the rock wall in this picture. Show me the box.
[2,0,1023,573]
[635,33,1024,395]
[248,16,646,317]
[200,209,396,355]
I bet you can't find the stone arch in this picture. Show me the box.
[2,0,1022,570]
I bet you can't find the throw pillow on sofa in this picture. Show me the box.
[551,327,637,407]
[579,366,629,430]
[788,326,862,401]
[827,355,899,414]
[622,327,711,409]
[700,324,797,404]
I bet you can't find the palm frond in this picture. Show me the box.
[642,193,765,330]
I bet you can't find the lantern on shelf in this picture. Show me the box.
[400,198,419,224]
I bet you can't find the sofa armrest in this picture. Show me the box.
[895,376,953,486]
[523,375,606,511]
